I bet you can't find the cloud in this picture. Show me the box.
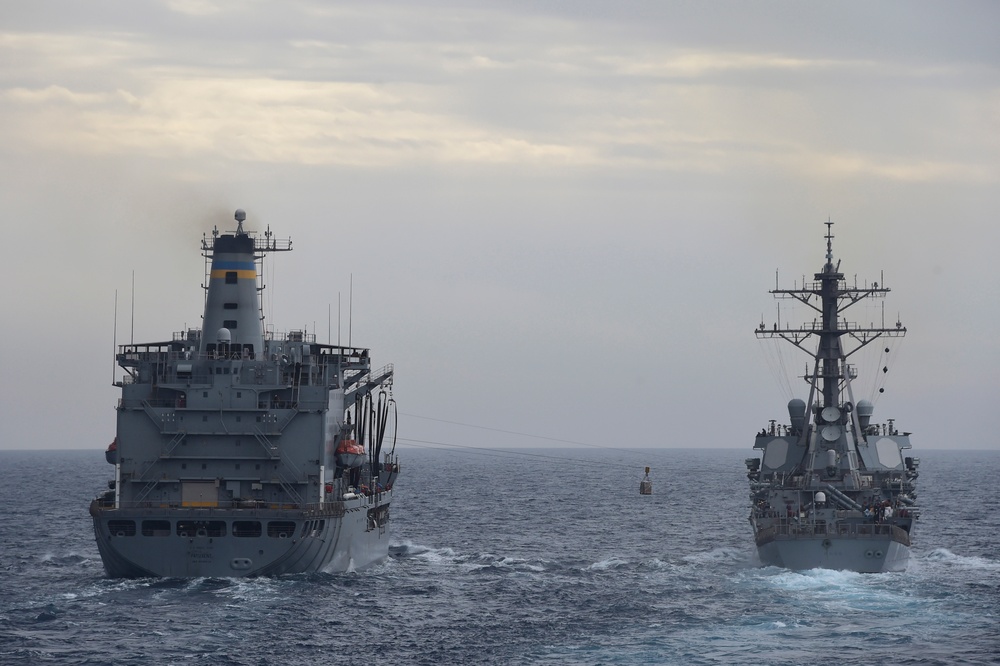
[809,153,996,183]
[2,5,995,185]
[5,84,109,105]
[164,0,226,17]
[0,31,140,74]
[4,65,989,183]
[598,51,854,79]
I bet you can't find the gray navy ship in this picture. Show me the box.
[746,223,919,572]
[91,210,399,577]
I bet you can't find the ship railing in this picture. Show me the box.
[765,318,904,336]
[263,329,316,344]
[368,363,394,384]
[93,500,350,517]
[125,386,305,411]
[173,329,201,343]
[815,363,858,380]
[344,363,394,395]
[778,280,892,300]
[120,348,372,389]
[761,519,910,544]
[199,234,292,254]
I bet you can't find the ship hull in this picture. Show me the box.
[90,494,392,578]
[756,533,909,573]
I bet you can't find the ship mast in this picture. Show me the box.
[817,222,843,411]
[756,222,906,444]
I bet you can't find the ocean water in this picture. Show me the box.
[0,447,998,665]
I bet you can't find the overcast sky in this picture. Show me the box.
[1,1,997,455]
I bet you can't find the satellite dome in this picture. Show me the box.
[857,399,875,430]
[788,399,806,430]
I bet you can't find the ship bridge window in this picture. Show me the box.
[233,521,262,537]
[267,521,297,538]
[223,320,237,329]
[224,302,238,310]
[142,520,171,536]
[108,520,136,537]
[225,271,238,284]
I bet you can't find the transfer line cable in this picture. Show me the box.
[398,412,652,458]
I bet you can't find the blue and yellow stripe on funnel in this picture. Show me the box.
[210,260,256,279]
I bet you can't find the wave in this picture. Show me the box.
[585,556,630,571]
[764,567,865,592]
[391,540,552,574]
[38,552,91,567]
[681,546,754,568]
[389,540,458,565]
[919,548,1000,571]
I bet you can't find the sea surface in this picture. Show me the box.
[1,447,998,665]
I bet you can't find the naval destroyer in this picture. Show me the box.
[745,223,919,572]
[91,210,399,577]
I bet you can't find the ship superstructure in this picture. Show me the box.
[91,210,399,577]
[746,223,919,572]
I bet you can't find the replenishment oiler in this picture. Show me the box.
[91,210,399,577]
[746,222,919,573]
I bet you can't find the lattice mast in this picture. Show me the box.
[756,222,906,438]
